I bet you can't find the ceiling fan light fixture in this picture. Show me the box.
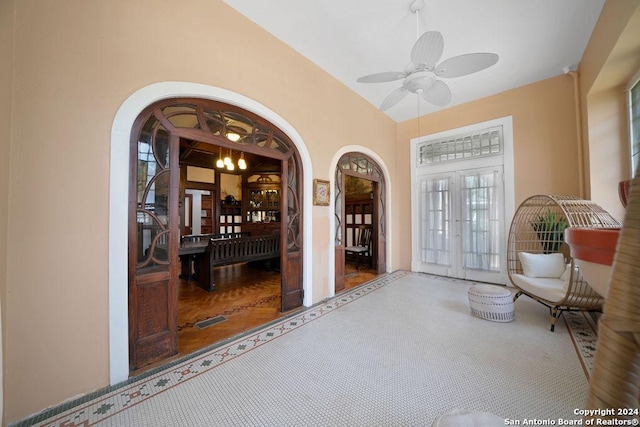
[404,63,418,74]
[356,0,499,112]
[403,71,434,94]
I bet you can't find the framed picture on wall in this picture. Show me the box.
[313,179,330,206]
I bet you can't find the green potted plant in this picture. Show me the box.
[531,210,568,253]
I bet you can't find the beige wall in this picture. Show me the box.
[1,0,16,423]
[4,0,396,422]
[580,0,640,221]
[4,0,639,424]
[396,75,581,270]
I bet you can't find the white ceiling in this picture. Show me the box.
[222,0,605,123]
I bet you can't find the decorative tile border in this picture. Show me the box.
[13,270,598,427]
[563,310,599,379]
[16,271,408,427]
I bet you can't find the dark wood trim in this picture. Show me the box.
[175,128,289,160]
[167,132,180,350]
[335,153,387,281]
[129,97,305,371]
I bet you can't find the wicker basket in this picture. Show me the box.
[468,284,515,322]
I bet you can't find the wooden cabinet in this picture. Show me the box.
[243,174,281,235]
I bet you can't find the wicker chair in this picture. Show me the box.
[507,195,621,331]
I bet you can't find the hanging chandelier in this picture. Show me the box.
[216,146,247,171]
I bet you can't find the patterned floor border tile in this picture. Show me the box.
[563,310,599,379]
[14,271,408,427]
[13,270,598,427]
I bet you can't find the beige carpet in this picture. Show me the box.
[14,272,594,427]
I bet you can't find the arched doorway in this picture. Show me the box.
[334,152,387,292]
[128,98,304,370]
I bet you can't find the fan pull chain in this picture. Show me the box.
[415,4,420,40]
[417,88,421,140]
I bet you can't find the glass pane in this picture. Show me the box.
[286,157,300,251]
[272,134,290,153]
[162,105,197,128]
[224,111,255,133]
[421,177,451,265]
[460,171,500,272]
[136,117,171,272]
[170,114,199,129]
[254,132,270,148]
[335,169,343,245]
[631,80,640,177]
[153,126,170,170]
[136,214,169,268]
[202,109,224,136]
[139,115,155,148]
[339,157,351,170]
[147,171,170,222]
[137,143,155,205]
[249,190,264,208]
[418,125,503,165]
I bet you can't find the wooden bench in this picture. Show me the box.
[196,234,280,292]
[179,232,250,281]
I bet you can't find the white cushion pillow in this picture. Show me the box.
[559,263,572,282]
[518,252,566,278]
[511,274,569,303]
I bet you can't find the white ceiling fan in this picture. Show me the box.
[357,0,499,111]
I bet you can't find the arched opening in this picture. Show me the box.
[334,152,387,292]
[110,83,314,384]
[127,98,305,371]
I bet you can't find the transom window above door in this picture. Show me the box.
[416,125,503,165]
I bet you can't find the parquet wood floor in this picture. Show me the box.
[177,263,283,357]
[132,262,378,376]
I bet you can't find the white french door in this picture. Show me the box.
[417,166,506,284]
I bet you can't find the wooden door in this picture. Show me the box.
[334,153,387,288]
[128,113,179,370]
[281,155,304,310]
[128,98,305,369]
[374,181,386,273]
[334,166,346,292]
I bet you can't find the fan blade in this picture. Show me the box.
[410,31,444,69]
[357,71,405,83]
[380,87,409,111]
[422,80,451,106]
[435,53,499,78]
